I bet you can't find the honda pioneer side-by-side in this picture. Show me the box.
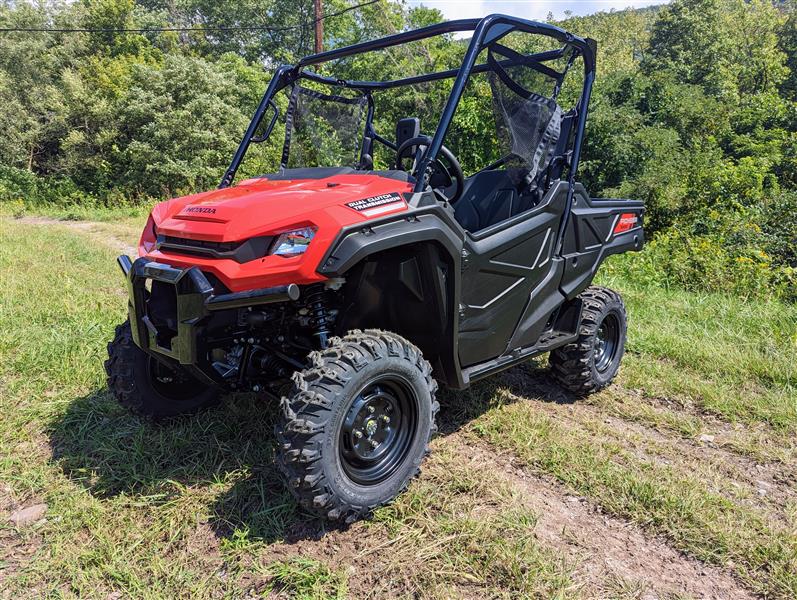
[106,15,644,522]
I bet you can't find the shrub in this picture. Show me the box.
[760,190,797,270]
[606,223,795,302]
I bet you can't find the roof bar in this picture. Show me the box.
[298,19,481,67]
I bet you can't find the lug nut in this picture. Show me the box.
[353,430,363,439]
[369,440,378,449]
[247,337,255,344]
[381,415,390,424]
[367,405,375,414]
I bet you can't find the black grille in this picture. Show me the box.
[156,234,273,263]
[163,236,241,253]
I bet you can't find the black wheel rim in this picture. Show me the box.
[594,313,620,373]
[147,356,207,402]
[339,376,418,486]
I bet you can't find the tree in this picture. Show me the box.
[779,1,797,101]
[645,0,787,99]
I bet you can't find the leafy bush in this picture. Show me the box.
[760,191,797,270]
[606,212,796,302]
[0,165,142,211]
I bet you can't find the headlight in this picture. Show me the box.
[269,226,317,257]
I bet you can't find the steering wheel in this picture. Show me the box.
[395,136,465,204]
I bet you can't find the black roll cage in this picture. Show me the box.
[220,13,596,250]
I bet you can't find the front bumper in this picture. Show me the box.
[118,256,299,366]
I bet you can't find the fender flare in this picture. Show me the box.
[317,207,467,389]
[317,209,464,278]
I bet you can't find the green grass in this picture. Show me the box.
[368,442,575,598]
[0,218,574,598]
[471,403,797,597]
[1,198,152,222]
[1,214,796,598]
[599,268,797,430]
[262,558,349,600]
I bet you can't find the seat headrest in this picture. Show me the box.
[396,117,421,147]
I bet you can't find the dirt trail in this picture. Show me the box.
[14,216,138,256]
[237,429,757,599]
[498,366,797,517]
[445,434,756,600]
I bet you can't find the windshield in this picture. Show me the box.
[280,85,368,170]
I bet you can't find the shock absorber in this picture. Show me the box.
[306,285,330,349]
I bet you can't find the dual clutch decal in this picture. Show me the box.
[345,192,407,217]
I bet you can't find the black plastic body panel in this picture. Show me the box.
[316,182,644,390]
[318,207,464,278]
[335,243,457,387]
[559,184,645,300]
[156,234,274,263]
[458,182,568,366]
[318,201,466,388]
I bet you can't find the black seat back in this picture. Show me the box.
[545,111,574,183]
[454,171,520,232]
[396,117,421,149]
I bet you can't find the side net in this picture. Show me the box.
[486,44,567,187]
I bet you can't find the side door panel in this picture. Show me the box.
[458,184,568,367]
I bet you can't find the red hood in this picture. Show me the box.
[151,174,412,242]
[140,173,413,292]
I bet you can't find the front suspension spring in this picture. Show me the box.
[306,285,330,349]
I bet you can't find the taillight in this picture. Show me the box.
[613,213,638,235]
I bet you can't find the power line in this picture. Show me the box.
[0,0,379,34]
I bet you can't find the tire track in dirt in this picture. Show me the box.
[497,366,797,519]
[247,427,758,599]
[233,441,568,599]
[14,216,138,256]
[444,433,757,600]
[603,382,797,466]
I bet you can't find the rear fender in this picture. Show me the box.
[559,184,645,299]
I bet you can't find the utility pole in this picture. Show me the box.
[314,0,323,53]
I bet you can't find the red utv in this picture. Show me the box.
[107,15,645,522]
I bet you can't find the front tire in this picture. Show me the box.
[104,321,221,418]
[549,286,627,396]
[276,330,438,523]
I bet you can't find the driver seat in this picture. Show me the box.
[454,171,520,232]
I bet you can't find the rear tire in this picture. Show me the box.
[104,321,221,418]
[275,330,438,523]
[549,286,627,396]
